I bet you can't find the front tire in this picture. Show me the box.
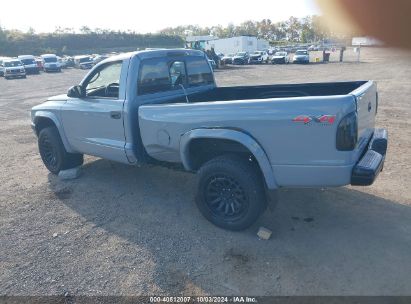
[38,126,83,174]
[196,154,267,231]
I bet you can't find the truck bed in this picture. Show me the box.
[186,81,368,103]
[138,79,377,188]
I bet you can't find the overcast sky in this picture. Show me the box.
[0,0,320,33]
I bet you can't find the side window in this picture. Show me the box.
[186,57,213,87]
[138,59,186,95]
[138,59,170,95]
[85,61,122,99]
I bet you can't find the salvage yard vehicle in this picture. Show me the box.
[35,58,44,71]
[62,56,75,68]
[41,54,62,72]
[221,53,234,64]
[271,51,290,64]
[2,59,26,79]
[74,55,94,69]
[31,49,388,231]
[293,49,310,64]
[248,51,269,64]
[0,57,11,76]
[232,52,249,65]
[18,55,40,74]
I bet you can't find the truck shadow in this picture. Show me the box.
[50,158,411,295]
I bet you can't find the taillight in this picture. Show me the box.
[336,112,358,151]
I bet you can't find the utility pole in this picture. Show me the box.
[357,44,361,63]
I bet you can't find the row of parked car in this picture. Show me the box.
[0,53,111,80]
[0,54,61,79]
[220,50,310,65]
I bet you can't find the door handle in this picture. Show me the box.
[110,111,121,119]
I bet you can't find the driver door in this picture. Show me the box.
[61,60,129,163]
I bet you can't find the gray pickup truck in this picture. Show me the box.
[31,49,388,231]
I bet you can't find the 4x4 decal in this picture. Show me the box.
[293,115,336,125]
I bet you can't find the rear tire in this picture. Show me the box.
[38,126,83,174]
[196,154,267,231]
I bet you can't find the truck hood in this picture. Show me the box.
[31,94,68,114]
[272,55,286,59]
[47,94,68,101]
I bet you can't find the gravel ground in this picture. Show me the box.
[1,47,411,296]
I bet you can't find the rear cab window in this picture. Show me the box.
[137,55,213,95]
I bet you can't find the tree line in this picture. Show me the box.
[160,16,354,45]
[0,27,184,56]
[0,15,354,56]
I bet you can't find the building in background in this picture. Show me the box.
[352,36,383,46]
[205,36,269,54]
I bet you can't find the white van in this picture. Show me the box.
[40,54,62,72]
[18,55,40,74]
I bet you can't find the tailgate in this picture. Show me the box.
[351,80,377,144]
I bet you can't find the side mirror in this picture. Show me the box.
[67,85,84,98]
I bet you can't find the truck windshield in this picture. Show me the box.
[4,61,22,67]
[21,59,35,65]
[295,51,308,55]
[80,57,91,63]
[43,57,57,63]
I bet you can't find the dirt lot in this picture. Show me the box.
[1,47,411,296]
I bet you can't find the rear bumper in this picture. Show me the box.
[232,59,246,65]
[249,58,263,64]
[44,66,60,71]
[293,59,309,64]
[80,63,93,69]
[351,128,388,186]
[272,58,286,64]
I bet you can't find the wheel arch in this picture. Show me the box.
[180,128,278,190]
[33,111,74,153]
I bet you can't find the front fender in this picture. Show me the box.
[32,111,74,153]
[180,128,278,189]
